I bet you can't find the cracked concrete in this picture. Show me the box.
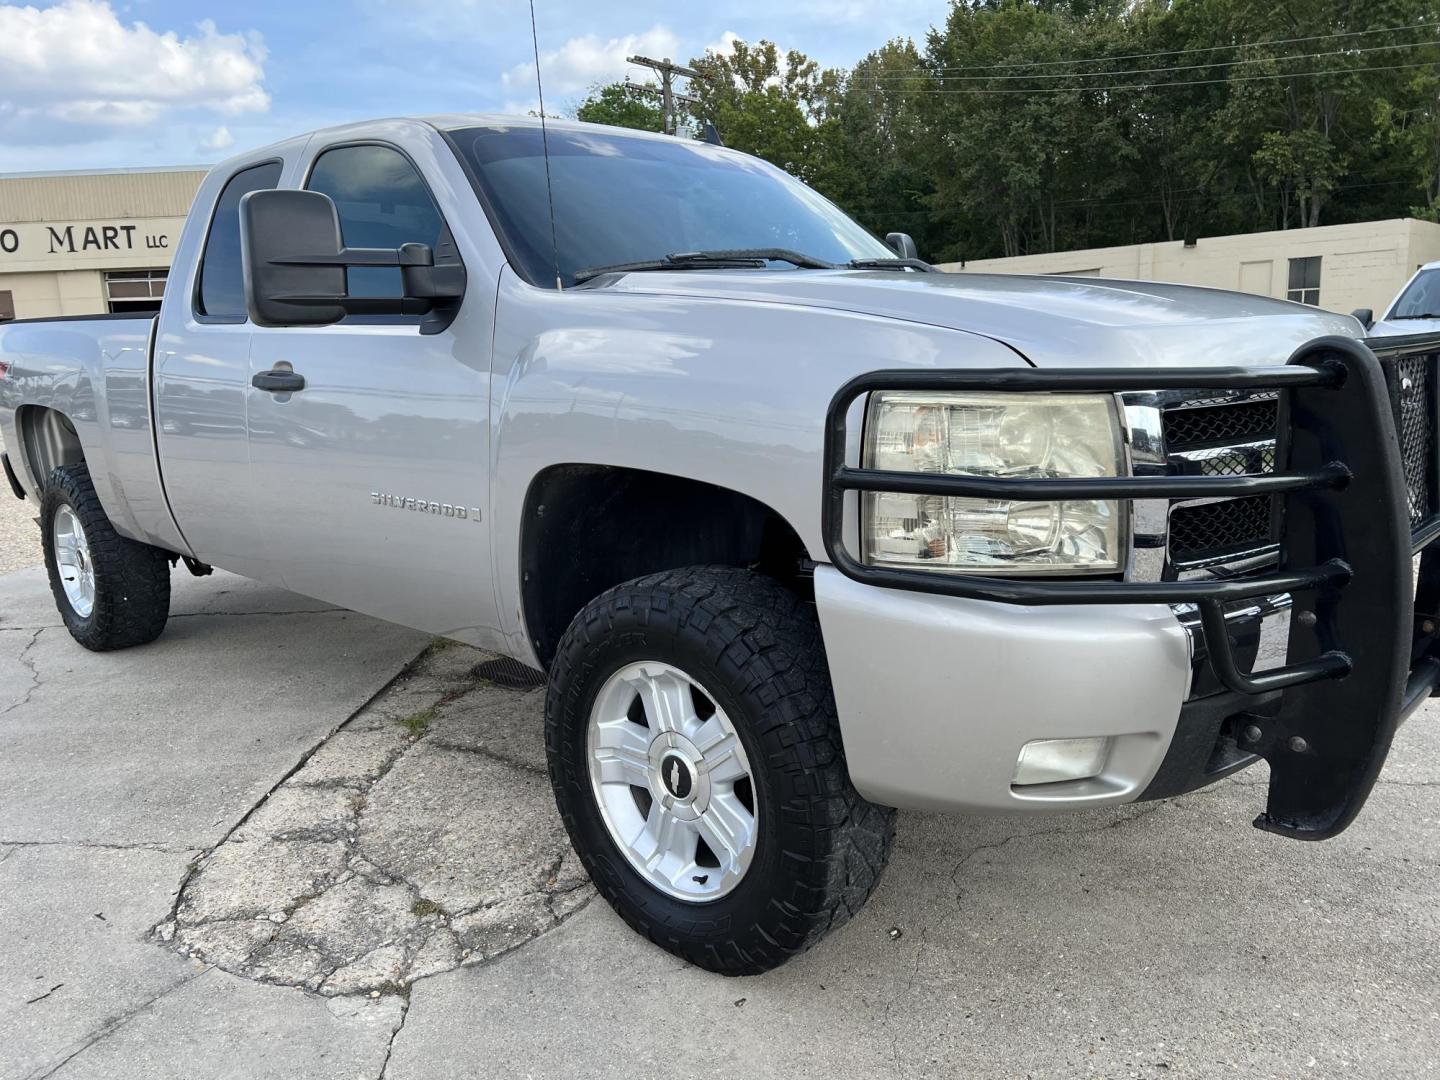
[161,641,593,996]
[1,566,430,1080]
[1,627,42,715]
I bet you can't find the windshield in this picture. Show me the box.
[448,125,893,287]
[1390,268,1440,318]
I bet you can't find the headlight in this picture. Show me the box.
[861,391,1127,574]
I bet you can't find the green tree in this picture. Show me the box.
[574,83,664,133]
[820,40,937,252]
[687,38,843,183]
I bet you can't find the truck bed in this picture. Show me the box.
[0,313,183,551]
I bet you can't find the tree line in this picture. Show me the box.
[575,0,1440,263]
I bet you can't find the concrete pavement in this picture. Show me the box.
[2,566,429,1080]
[1,561,1437,1079]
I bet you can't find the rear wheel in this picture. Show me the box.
[41,463,171,651]
[546,566,894,975]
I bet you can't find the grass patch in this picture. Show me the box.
[411,897,445,918]
[398,707,436,737]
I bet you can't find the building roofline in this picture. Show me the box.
[0,164,211,181]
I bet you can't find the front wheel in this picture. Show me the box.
[545,566,894,975]
[40,463,171,651]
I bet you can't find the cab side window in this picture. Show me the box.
[306,144,445,299]
[196,161,284,318]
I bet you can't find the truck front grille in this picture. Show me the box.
[1164,398,1278,450]
[1162,398,1279,569]
[1169,495,1274,565]
[1156,350,1439,569]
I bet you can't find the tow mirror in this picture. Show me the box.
[238,188,465,334]
[1351,308,1375,331]
[886,232,919,260]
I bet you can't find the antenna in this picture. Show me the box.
[528,0,562,291]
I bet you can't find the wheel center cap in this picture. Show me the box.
[659,753,694,800]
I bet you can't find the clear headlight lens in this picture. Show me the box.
[861,391,1126,574]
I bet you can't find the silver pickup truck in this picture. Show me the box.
[3,115,1437,975]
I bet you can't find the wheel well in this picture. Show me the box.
[15,406,83,491]
[520,465,810,667]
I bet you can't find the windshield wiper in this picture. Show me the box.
[1391,313,1440,320]
[847,257,937,273]
[574,248,835,284]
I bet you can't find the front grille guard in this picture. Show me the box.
[822,334,1440,841]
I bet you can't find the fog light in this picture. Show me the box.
[1012,737,1112,786]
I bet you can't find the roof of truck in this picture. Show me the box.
[420,113,685,143]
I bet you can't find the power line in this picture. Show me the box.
[909,20,1437,74]
[861,58,1439,94]
[855,36,1440,83]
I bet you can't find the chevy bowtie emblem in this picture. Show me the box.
[660,754,693,799]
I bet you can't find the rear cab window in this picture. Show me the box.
[195,161,284,319]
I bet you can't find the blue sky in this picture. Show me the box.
[0,0,952,172]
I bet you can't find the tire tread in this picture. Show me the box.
[41,462,170,651]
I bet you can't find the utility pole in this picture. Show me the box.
[624,55,703,136]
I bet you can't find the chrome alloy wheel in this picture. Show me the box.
[587,661,759,902]
[53,504,96,619]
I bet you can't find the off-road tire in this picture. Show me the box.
[546,566,895,975]
[40,463,171,651]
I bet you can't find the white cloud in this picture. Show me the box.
[703,31,742,59]
[198,125,235,153]
[0,0,268,143]
[502,24,682,101]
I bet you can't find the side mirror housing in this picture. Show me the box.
[1351,308,1375,331]
[240,189,348,327]
[886,232,919,261]
[239,188,465,333]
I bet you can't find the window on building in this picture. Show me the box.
[0,290,13,322]
[197,160,285,318]
[1287,256,1321,306]
[306,144,445,300]
[104,269,168,314]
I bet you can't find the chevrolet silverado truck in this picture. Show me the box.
[3,116,1438,976]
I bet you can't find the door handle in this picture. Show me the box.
[251,369,306,393]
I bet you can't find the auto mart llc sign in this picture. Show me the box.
[0,217,185,271]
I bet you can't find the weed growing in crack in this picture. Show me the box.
[398,707,436,737]
[411,898,445,918]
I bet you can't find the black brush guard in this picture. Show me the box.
[822,333,1440,841]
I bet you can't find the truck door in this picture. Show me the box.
[153,159,285,581]
[244,141,496,641]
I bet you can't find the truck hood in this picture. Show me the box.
[593,269,1365,368]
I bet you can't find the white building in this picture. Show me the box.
[938,218,1440,318]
